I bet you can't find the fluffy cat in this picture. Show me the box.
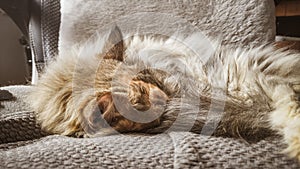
[29,26,300,160]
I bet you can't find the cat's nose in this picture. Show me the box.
[98,105,104,114]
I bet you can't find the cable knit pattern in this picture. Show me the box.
[58,0,275,56]
[0,0,288,168]
[1,86,300,168]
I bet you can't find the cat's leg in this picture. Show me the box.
[83,83,168,136]
[129,80,152,111]
[133,69,179,97]
[129,80,169,112]
[270,84,300,160]
[98,90,164,133]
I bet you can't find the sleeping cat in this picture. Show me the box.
[29,26,300,160]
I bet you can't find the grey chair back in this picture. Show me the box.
[0,0,61,73]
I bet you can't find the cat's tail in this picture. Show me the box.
[145,97,208,134]
[146,89,274,142]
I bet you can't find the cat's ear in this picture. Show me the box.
[103,26,124,61]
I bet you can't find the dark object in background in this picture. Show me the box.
[0,90,13,101]
[0,89,14,108]
[276,16,300,37]
[274,0,281,6]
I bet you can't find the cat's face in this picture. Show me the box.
[82,27,169,137]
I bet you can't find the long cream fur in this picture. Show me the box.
[29,28,300,160]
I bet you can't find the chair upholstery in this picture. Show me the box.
[1,0,299,168]
[0,0,60,73]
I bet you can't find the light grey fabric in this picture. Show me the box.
[0,86,32,115]
[59,0,275,57]
[41,0,60,63]
[0,86,47,143]
[31,0,61,73]
[1,1,291,168]
[0,86,300,168]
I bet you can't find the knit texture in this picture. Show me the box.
[0,0,290,168]
[0,86,299,168]
[41,0,60,62]
[58,0,276,57]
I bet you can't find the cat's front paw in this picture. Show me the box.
[284,136,300,161]
[129,80,169,112]
[276,102,300,161]
[129,80,152,111]
[283,108,300,161]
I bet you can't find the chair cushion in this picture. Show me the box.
[0,85,299,168]
[2,1,294,168]
[0,86,300,169]
[58,0,276,57]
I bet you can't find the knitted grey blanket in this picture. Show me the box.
[0,85,299,168]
